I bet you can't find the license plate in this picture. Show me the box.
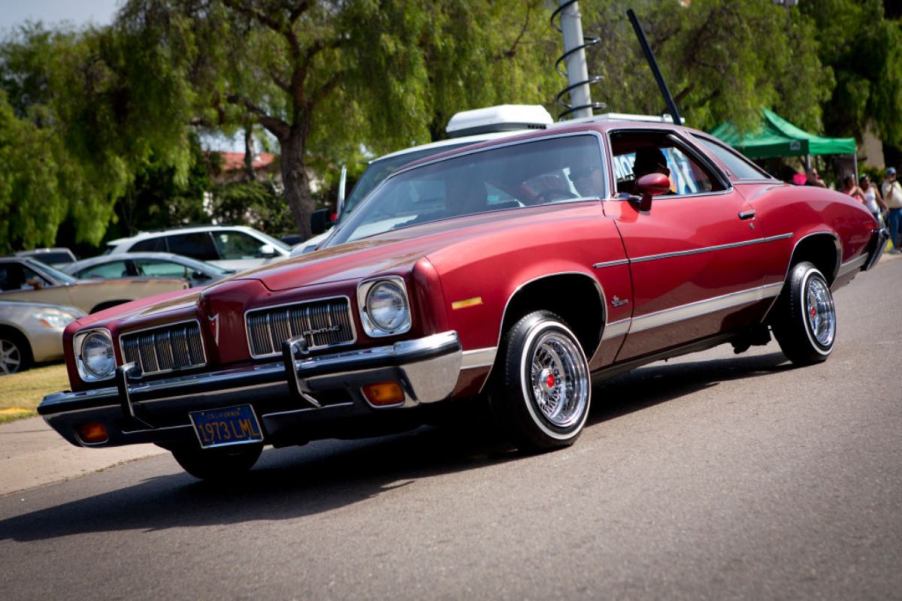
[189,405,263,449]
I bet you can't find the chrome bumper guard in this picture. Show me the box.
[281,331,463,410]
[39,332,463,447]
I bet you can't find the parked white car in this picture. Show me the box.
[105,225,291,272]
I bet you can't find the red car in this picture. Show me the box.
[39,118,887,480]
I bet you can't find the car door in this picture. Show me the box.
[604,129,780,360]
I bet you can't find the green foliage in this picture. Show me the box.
[207,179,296,236]
[118,0,561,237]
[579,0,833,134]
[0,21,197,251]
[107,134,211,241]
[801,0,902,144]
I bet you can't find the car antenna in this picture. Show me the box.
[626,8,683,126]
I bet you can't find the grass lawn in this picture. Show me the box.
[0,364,69,424]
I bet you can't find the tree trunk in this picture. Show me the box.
[243,126,256,181]
[280,126,315,239]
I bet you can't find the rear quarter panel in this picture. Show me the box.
[736,182,876,284]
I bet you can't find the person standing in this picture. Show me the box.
[882,168,902,253]
[842,175,865,202]
[860,175,886,222]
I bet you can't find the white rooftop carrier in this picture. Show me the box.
[445,105,554,138]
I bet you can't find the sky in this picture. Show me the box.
[0,0,121,32]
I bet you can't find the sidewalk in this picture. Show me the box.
[0,416,166,497]
[1,250,899,498]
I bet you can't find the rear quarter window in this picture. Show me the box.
[693,136,772,180]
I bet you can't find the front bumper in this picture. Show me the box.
[863,225,890,271]
[39,331,462,448]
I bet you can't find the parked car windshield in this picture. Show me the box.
[330,135,606,245]
[25,258,78,285]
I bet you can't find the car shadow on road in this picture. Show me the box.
[0,351,793,542]
[588,350,793,425]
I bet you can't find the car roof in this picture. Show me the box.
[373,130,541,164]
[107,224,265,246]
[14,247,73,255]
[67,252,210,269]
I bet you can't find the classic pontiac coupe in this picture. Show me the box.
[39,117,886,479]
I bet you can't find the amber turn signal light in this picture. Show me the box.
[362,381,405,406]
[77,422,109,444]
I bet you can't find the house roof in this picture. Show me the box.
[219,152,276,172]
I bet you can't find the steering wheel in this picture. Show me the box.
[535,189,577,203]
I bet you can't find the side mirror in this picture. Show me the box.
[191,271,211,281]
[634,173,671,211]
[259,244,278,259]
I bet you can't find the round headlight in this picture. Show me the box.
[81,332,115,379]
[366,281,410,333]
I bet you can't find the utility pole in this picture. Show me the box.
[557,1,593,120]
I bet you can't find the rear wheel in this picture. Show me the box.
[171,443,262,481]
[771,261,836,365]
[490,311,591,451]
[0,330,32,375]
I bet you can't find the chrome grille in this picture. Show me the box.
[121,321,206,376]
[246,297,355,358]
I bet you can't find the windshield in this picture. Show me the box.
[330,135,605,245]
[24,258,78,284]
[341,143,473,220]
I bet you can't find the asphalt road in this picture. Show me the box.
[1,259,900,601]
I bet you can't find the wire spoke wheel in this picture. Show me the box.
[493,311,592,451]
[805,275,836,348]
[529,332,589,429]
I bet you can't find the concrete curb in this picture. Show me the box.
[0,416,167,497]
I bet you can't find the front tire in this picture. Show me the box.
[771,261,836,365]
[171,443,262,481]
[0,330,32,375]
[490,311,591,451]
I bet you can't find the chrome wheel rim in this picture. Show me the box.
[0,339,21,374]
[805,275,835,348]
[529,331,589,429]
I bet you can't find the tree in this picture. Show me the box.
[800,0,902,145]
[577,0,833,134]
[0,22,196,251]
[119,0,559,239]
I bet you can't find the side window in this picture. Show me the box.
[693,136,772,180]
[212,231,270,259]
[79,261,130,279]
[610,131,724,196]
[0,264,49,290]
[0,264,19,291]
[134,259,189,279]
[131,237,167,253]
[167,233,219,261]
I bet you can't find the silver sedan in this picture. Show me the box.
[0,300,84,374]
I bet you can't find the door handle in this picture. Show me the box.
[738,209,756,220]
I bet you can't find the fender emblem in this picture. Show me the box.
[611,296,629,308]
[208,313,220,345]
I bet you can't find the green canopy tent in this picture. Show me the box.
[710,109,857,177]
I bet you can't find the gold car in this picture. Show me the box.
[0,257,188,314]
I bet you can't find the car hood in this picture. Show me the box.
[226,206,568,291]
